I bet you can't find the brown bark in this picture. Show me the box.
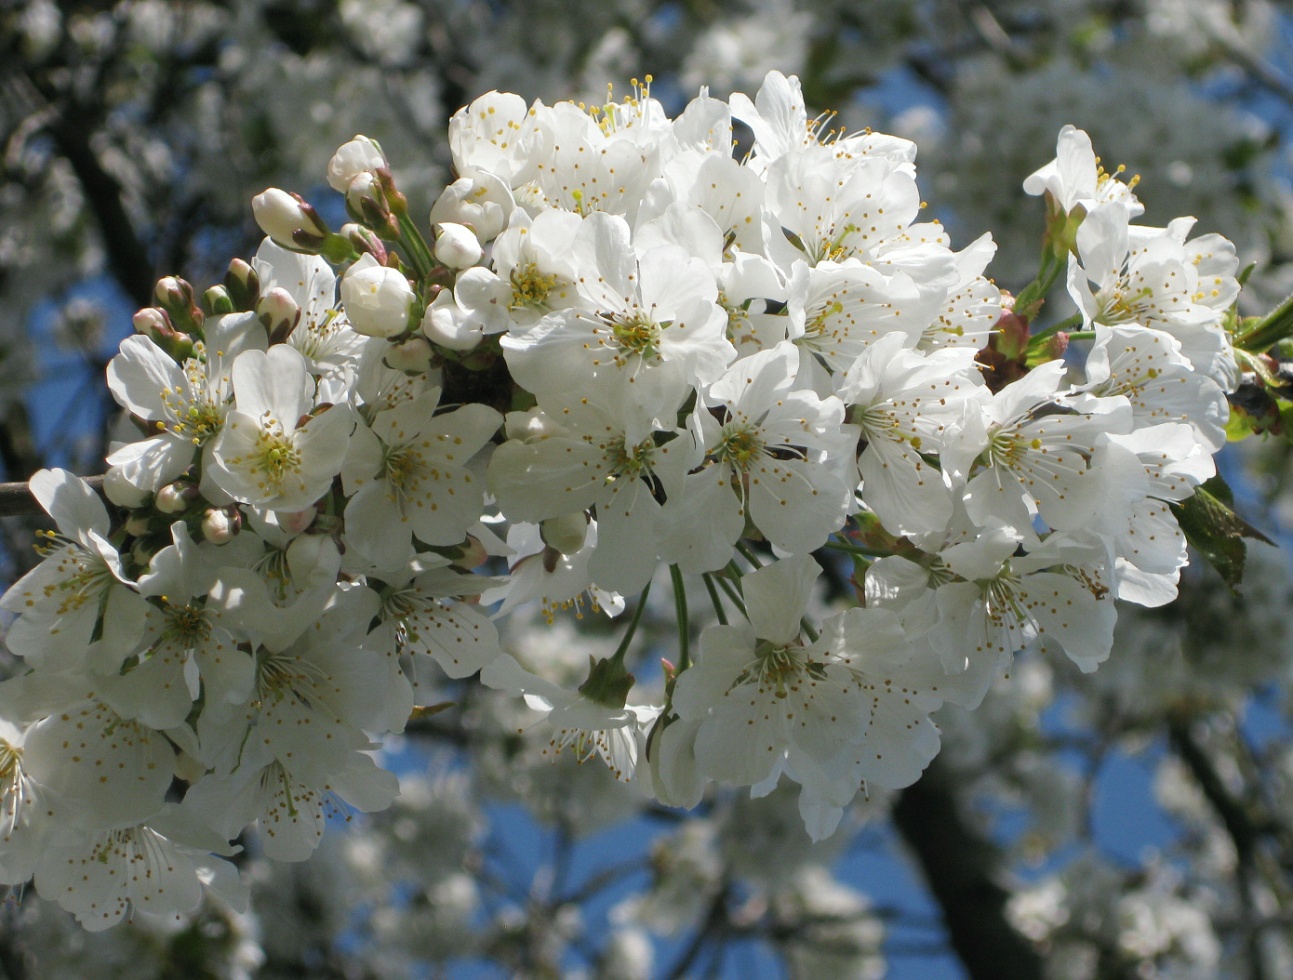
[893,757,1045,980]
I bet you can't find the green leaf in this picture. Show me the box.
[1169,475,1273,592]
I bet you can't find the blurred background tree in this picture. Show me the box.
[2,1,1293,977]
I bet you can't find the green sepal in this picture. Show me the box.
[203,285,235,316]
[578,654,635,709]
[320,232,360,265]
[1235,291,1293,353]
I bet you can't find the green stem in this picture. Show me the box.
[1236,289,1293,352]
[610,578,652,663]
[735,542,763,570]
[1012,248,1064,321]
[824,540,893,559]
[1065,330,1095,342]
[397,211,437,280]
[714,571,748,619]
[1029,311,1085,341]
[669,565,691,671]
[800,619,819,644]
[701,572,729,626]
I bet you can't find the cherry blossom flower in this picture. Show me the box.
[206,345,353,511]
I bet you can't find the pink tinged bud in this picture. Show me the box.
[252,188,328,251]
[154,276,204,333]
[133,306,175,341]
[341,254,415,338]
[433,222,483,269]
[383,335,435,373]
[327,135,388,193]
[257,286,302,344]
[1021,315,1071,367]
[133,306,193,361]
[155,482,196,514]
[279,508,318,536]
[993,309,1031,361]
[201,507,241,543]
[154,276,190,309]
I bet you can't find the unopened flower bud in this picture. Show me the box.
[540,512,589,555]
[124,513,151,537]
[273,508,316,536]
[430,174,513,242]
[201,507,241,543]
[131,537,160,567]
[257,286,302,344]
[341,222,388,264]
[994,308,1030,362]
[346,171,383,213]
[225,258,260,310]
[253,188,329,251]
[1025,330,1070,368]
[341,254,415,338]
[155,482,198,514]
[434,222,483,269]
[154,276,204,334]
[421,290,481,352]
[133,306,192,360]
[204,284,234,316]
[344,172,399,238]
[133,306,175,341]
[327,135,388,193]
[383,335,435,373]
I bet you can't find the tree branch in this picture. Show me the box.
[1168,717,1276,980]
[0,476,104,518]
[49,104,156,307]
[892,756,1045,980]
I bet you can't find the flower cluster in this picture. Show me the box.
[0,72,1243,928]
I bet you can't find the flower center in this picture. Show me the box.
[33,535,113,615]
[714,424,765,472]
[983,424,1037,469]
[251,421,302,492]
[610,312,661,359]
[605,435,656,479]
[0,741,22,785]
[510,262,558,309]
[382,444,424,495]
[161,602,212,647]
